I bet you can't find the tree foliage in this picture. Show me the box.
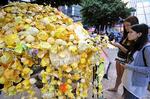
[81,0,132,29]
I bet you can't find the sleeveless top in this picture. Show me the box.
[117,38,131,59]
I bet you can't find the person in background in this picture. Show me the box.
[108,16,139,92]
[121,24,150,99]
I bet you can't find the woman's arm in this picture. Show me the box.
[110,42,128,53]
[122,47,150,75]
[125,64,150,75]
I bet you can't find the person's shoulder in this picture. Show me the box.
[143,43,150,52]
[145,43,150,47]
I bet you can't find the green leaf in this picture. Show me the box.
[15,43,27,54]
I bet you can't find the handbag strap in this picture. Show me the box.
[142,45,150,66]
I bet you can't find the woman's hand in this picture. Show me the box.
[110,40,120,47]
[110,40,128,53]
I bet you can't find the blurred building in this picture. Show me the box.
[59,5,82,22]
[123,0,150,26]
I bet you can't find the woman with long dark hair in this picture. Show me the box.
[108,16,139,92]
[121,24,150,99]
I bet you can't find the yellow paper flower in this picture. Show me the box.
[46,23,56,31]
[16,83,23,92]
[68,45,77,53]
[0,76,6,84]
[12,61,23,71]
[73,74,80,81]
[54,27,66,39]
[41,57,50,67]
[4,33,19,46]
[67,79,72,84]
[0,52,13,65]
[65,66,72,73]
[37,31,49,41]
[81,52,88,58]
[46,66,52,73]
[41,86,48,93]
[62,17,73,25]
[39,42,51,49]
[0,66,4,76]
[3,69,14,80]
[71,62,78,69]
[50,44,58,54]
[8,86,16,95]
[21,67,32,78]
[22,79,31,89]
[80,58,86,64]
[25,35,35,43]
[37,50,47,58]
[47,37,55,44]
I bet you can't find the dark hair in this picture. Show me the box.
[131,24,148,50]
[124,16,139,26]
[127,24,149,63]
[122,16,139,41]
